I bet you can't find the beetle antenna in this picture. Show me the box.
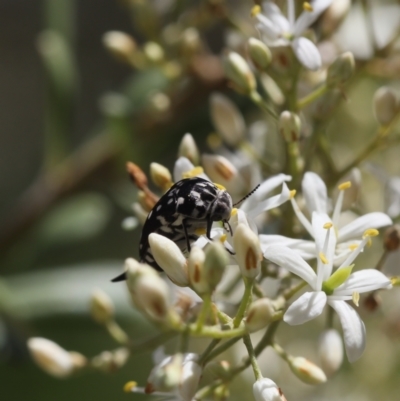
[232,184,260,207]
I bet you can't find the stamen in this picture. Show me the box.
[323,222,333,229]
[195,228,207,236]
[289,189,296,199]
[352,292,360,307]
[303,2,313,12]
[348,243,358,251]
[338,181,351,190]
[363,228,379,238]
[231,208,238,217]
[319,252,329,265]
[251,5,261,17]
[124,381,138,393]
[290,196,314,237]
[219,234,227,243]
[182,166,204,179]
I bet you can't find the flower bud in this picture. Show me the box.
[253,378,285,401]
[247,38,272,71]
[204,360,231,380]
[90,289,114,324]
[233,224,262,279]
[202,154,245,193]
[143,41,164,64]
[287,356,327,385]
[279,111,301,142]
[126,259,172,322]
[180,355,202,401]
[126,161,148,189]
[203,242,229,291]
[318,329,343,376]
[326,52,355,87]
[383,225,400,251]
[102,31,136,63]
[188,246,209,294]
[92,347,130,373]
[178,133,199,165]
[146,353,183,393]
[224,52,256,94]
[27,337,85,378]
[210,93,245,147]
[150,162,173,191]
[373,86,399,126]
[181,27,202,55]
[245,298,275,332]
[149,233,189,287]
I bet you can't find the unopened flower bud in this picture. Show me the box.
[102,31,136,63]
[214,384,230,401]
[148,92,170,114]
[318,329,343,376]
[373,87,399,126]
[126,259,172,322]
[233,224,262,279]
[204,242,229,291]
[202,154,245,193]
[383,225,400,251]
[224,52,256,94]
[27,337,84,378]
[210,93,245,147]
[149,233,189,287]
[178,133,199,165]
[90,289,114,324]
[181,27,202,55]
[180,355,202,401]
[327,52,355,87]
[150,163,173,191]
[143,41,164,64]
[205,360,231,380]
[287,356,327,384]
[146,353,183,393]
[245,298,275,332]
[363,292,381,311]
[253,378,285,401]
[279,111,301,142]
[188,246,208,294]
[126,162,148,189]
[92,347,130,373]
[248,38,272,71]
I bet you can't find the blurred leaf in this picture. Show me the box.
[36,193,113,245]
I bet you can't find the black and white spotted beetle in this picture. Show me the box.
[112,177,259,282]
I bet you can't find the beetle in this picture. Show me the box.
[112,176,258,282]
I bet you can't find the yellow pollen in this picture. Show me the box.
[319,252,329,265]
[363,228,379,238]
[124,381,137,393]
[303,2,313,12]
[195,227,207,236]
[348,243,358,251]
[219,234,227,243]
[231,208,238,216]
[251,5,261,17]
[323,222,333,229]
[182,166,204,179]
[338,181,352,191]
[214,182,226,191]
[289,189,297,199]
[352,292,360,307]
[391,277,400,286]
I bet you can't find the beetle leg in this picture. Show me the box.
[206,216,213,240]
[182,218,192,252]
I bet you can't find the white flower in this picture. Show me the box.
[263,171,392,266]
[264,214,392,362]
[253,377,285,401]
[255,0,333,70]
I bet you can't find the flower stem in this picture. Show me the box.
[201,336,242,365]
[297,84,329,109]
[243,334,263,380]
[249,91,278,120]
[196,294,212,332]
[233,277,253,328]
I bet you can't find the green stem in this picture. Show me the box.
[201,337,242,365]
[196,294,212,332]
[375,250,388,272]
[233,277,253,328]
[297,84,329,109]
[243,334,263,380]
[198,339,221,366]
[249,91,278,120]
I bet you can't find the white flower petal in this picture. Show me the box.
[334,269,392,296]
[259,235,317,260]
[385,177,400,218]
[302,172,328,214]
[337,212,392,242]
[291,37,322,70]
[262,2,291,33]
[263,245,317,287]
[293,0,333,36]
[246,182,291,218]
[256,14,283,42]
[370,3,400,50]
[328,300,366,362]
[284,291,327,325]
[253,377,283,401]
[173,157,210,182]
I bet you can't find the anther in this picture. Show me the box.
[338,181,351,191]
